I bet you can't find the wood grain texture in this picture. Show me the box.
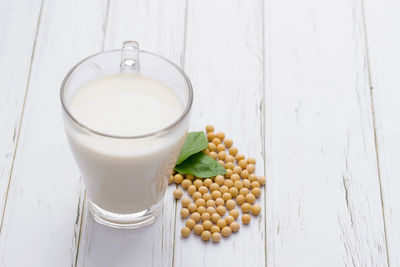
[363,0,400,265]
[0,0,42,227]
[173,1,266,266]
[75,1,186,266]
[0,1,106,266]
[0,0,397,266]
[263,0,388,266]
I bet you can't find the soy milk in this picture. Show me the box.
[65,73,186,214]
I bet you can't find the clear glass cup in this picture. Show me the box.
[60,41,192,229]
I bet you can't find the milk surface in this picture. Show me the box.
[69,73,182,136]
[65,73,187,214]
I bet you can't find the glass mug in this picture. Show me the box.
[60,41,192,228]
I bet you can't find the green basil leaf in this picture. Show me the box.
[175,152,226,178]
[176,131,208,165]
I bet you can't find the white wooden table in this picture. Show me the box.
[0,0,399,266]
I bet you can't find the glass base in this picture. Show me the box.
[88,199,162,229]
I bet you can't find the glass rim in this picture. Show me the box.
[60,49,193,139]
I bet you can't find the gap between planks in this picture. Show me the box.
[74,190,87,267]
[101,0,111,52]
[261,0,269,266]
[0,0,44,234]
[359,0,390,265]
[72,1,111,265]
[171,1,189,266]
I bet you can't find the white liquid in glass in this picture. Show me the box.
[65,73,185,214]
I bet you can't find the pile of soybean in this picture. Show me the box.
[170,125,266,242]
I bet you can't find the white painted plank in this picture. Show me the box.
[173,1,265,266]
[263,0,388,266]
[363,0,400,266]
[0,1,106,266]
[76,1,186,266]
[0,0,41,222]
